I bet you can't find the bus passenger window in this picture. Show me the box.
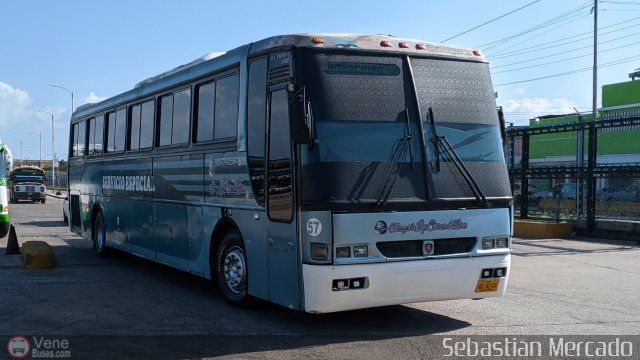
[159,95,173,146]
[87,117,95,155]
[214,74,238,140]
[106,111,116,152]
[140,100,154,149]
[130,104,141,150]
[159,89,191,146]
[115,108,126,151]
[76,120,86,157]
[196,82,215,142]
[72,123,79,157]
[94,115,104,155]
[173,89,191,145]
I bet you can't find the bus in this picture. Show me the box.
[0,142,9,237]
[9,166,47,203]
[68,33,512,313]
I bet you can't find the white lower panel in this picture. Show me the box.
[302,254,510,313]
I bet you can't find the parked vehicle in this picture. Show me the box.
[9,166,47,203]
[63,195,69,223]
[533,184,561,202]
[512,183,538,203]
[599,185,640,202]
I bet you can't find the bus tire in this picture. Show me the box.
[93,211,111,257]
[215,231,254,307]
[41,198,46,204]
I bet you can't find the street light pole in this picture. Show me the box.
[49,84,74,113]
[49,84,73,193]
[37,109,55,190]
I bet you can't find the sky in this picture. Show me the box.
[1,0,639,163]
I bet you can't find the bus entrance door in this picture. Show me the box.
[266,87,299,310]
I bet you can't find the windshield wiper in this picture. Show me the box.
[429,109,487,206]
[376,108,414,207]
[427,107,441,173]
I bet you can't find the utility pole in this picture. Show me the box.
[586,0,598,233]
[592,0,598,123]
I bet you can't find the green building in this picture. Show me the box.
[528,74,640,167]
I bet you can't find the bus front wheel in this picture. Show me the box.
[215,231,254,307]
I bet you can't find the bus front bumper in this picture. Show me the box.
[302,254,510,313]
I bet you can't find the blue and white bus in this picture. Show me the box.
[68,33,512,313]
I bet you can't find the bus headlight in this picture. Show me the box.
[482,238,495,250]
[495,238,509,248]
[353,245,368,258]
[15,186,20,192]
[336,247,350,258]
[311,243,329,261]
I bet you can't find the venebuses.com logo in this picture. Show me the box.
[6,336,71,359]
[6,336,30,359]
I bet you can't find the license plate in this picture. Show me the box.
[475,279,500,293]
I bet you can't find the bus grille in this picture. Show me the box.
[376,237,477,258]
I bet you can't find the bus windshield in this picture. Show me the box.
[11,167,46,184]
[297,50,510,207]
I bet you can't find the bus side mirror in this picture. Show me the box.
[497,106,506,143]
[290,87,314,147]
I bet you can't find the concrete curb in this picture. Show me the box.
[22,241,56,269]
[514,220,574,239]
[46,191,66,200]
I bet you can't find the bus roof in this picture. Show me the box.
[12,166,45,173]
[73,33,485,120]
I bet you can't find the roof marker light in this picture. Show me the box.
[472,50,482,56]
[380,41,392,47]
[311,37,324,44]
[416,44,427,50]
[399,42,409,49]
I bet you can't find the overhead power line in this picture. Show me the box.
[489,18,640,58]
[490,30,640,61]
[480,1,593,51]
[484,13,590,56]
[491,39,640,69]
[440,0,541,43]
[494,55,640,86]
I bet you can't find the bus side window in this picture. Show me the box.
[214,73,239,140]
[247,57,268,205]
[94,114,104,155]
[72,123,79,157]
[87,117,95,156]
[76,120,87,157]
[267,89,293,222]
[106,111,117,153]
[159,89,191,146]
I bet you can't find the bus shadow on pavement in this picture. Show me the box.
[1,241,471,358]
[512,238,639,257]
[18,220,67,228]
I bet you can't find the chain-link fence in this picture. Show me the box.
[507,112,640,236]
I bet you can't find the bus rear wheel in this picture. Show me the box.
[93,211,111,257]
[215,231,254,307]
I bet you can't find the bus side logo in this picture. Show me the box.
[374,220,388,235]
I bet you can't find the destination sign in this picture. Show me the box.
[326,62,400,76]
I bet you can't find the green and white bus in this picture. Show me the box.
[68,34,512,313]
[0,142,10,238]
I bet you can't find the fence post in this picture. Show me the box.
[521,131,530,219]
[586,118,597,232]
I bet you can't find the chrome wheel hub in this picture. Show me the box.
[223,246,246,294]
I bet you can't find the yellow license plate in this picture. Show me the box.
[475,279,500,293]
